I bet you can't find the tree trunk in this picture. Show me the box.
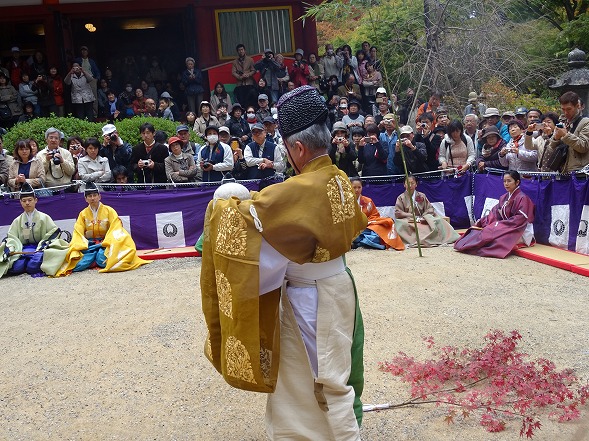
[423,0,444,91]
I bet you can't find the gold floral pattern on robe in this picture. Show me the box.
[260,347,272,383]
[311,246,330,263]
[225,336,257,384]
[326,176,356,224]
[202,204,212,244]
[215,207,247,256]
[205,334,213,361]
[215,270,233,319]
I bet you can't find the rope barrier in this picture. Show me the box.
[0,174,287,197]
[2,168,586,199]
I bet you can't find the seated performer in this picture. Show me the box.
[55,182,149,275]
[394,175,460,247]
[454,170,535,258]
[0,183,68,278]
[350,177,404,250]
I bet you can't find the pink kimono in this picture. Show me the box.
[454,188,535,258]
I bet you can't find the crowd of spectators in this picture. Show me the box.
[2,40,589,195]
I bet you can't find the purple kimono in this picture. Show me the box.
[454,188,535,258]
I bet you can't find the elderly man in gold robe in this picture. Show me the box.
[201,86,367,440]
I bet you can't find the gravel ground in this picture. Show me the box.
[0,248,587,440]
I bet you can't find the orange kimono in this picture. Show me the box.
[358,195,405,250]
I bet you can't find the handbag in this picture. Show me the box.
[0,104,12,121]
[546,142,568,172]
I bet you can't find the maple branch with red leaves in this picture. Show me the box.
[374,330,589,438]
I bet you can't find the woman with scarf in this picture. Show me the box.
[454,170,535,258]
[394,175,459,247]
[498,119,538,172]
[244,105,258,129]
[476,125,508,172]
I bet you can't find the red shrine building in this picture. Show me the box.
[0,0,318,90]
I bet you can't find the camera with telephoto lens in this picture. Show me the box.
[108,132,117,141]
[49,149,61,165]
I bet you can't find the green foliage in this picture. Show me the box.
[309,0,574,107]
[561,16,589,50]
[3,116,202,153]
[112,116,201,147]
[481,78,560,113]
[3,116,100,152]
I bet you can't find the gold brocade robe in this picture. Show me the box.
[200,155,367,392]
[55,203,149,276]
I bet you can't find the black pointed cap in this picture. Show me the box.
[84,181,100,196]
[19,182,36,199]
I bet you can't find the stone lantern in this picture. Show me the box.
[548,48,589,112]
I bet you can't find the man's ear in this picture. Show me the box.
[293,140,306,159]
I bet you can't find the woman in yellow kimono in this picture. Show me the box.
[55,182,148,275]
[351,178,404,250]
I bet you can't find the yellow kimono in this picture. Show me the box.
[55,203,149,276]
[201,155,367,393]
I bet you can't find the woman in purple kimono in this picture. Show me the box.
[454,170,535,258]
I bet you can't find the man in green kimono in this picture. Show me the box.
[0,183,68,277]
[201,86,367,440]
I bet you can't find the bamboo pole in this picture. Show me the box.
[397,136,423,257]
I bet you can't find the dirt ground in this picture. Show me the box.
[0,247,587,441]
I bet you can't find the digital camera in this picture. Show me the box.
[49,150,61,165]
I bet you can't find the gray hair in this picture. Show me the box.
[44,127,60,139]
[464,113,479,124]
[284,123,330,154]
[185,57,195,64]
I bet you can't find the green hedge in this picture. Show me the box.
[2,116,203,153]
